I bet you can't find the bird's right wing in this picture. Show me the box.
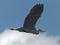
[23,4,44,28]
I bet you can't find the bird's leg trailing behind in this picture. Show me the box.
[38,29,46,32]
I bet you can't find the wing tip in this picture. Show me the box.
[30,3,44,12]
[34,4,44,8]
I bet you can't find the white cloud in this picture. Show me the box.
[0,29,60,45]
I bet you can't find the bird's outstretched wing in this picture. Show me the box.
[23,4,44,28]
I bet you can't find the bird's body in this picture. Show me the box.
[10,4,45,34]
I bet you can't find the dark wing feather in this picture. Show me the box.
[23,4,44,28]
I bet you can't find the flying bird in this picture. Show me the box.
[10,4,46,34]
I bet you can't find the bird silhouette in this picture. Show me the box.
[10,4,46,34]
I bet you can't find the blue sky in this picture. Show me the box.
[0,0,60,36]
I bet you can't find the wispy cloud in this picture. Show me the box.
[0,29,60,45]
